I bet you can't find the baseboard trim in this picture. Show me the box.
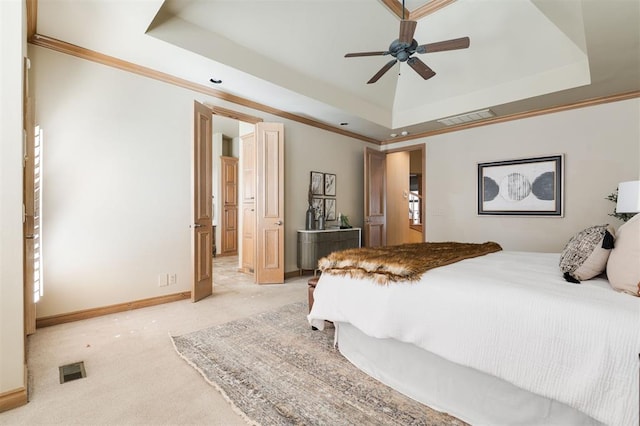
[285,270,314,279]
[0,387,28,413]
[36,292,191,329]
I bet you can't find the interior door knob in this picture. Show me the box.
[275,220,283,225]
[191,224,203,228]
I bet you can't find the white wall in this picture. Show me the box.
[31,45,366,317]
[32,46,193,317]
[423,98,640,251]
[0,0,26,396]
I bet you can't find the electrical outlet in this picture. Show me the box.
[158,273,169,287]
[168,273,177,285]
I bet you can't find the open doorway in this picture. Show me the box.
[385,145,425,246]
[211,114,250,283]
[200,105,285,286]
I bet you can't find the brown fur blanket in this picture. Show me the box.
[318,241,502,285]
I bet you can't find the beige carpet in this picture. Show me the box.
[172,302,466,426]
[0,257,307,425]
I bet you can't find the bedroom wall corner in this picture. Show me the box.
[424,98,639,252]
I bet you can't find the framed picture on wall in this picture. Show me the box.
[312,197,324,219]
[310,171,324,195]
[477,154,563,216]
[324,198,336,221]
[324,173,336,196]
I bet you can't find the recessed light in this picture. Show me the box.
[340,122,349,126]
[209,78,222,84]
[400,131,409,136]
[390,133,398,138]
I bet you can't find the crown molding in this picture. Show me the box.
[381,91,640,145]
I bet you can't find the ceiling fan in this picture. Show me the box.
[345,10,470,84]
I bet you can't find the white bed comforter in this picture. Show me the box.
[308,251,640,426]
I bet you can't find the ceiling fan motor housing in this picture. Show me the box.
[389,39,418,62]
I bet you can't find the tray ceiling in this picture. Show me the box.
[35,0,640,142]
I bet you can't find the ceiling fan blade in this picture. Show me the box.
[416,37,470,54]
[399,20,417,44]
[407,57,436,80]
[367,59,397,84]
[345,51,388,58]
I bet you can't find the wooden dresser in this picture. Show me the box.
[297,228,361,274]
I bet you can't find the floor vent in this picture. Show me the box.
[59,361,86,384]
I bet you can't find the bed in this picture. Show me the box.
[307,249,640,426]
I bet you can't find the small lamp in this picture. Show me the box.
[616,180,640,213]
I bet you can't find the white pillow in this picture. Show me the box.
[559,224,616,282]
[606,214,640,296]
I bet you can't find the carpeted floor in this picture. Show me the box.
[172,302,466,426]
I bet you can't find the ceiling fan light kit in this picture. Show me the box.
[345,18,470,84]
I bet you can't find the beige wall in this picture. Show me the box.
[31,45,367,317]
[420,98,640,251]
[0,0,26,396]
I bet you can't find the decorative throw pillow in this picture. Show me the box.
[559,224,616,283]
[606,214,640,296]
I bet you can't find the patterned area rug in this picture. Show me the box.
[171,302,466,425]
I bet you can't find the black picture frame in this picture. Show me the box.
[324,198,336,221]
[311,197,324,219]
[310,171,324,195]
[324,173,336,196]
[478,155,563,216]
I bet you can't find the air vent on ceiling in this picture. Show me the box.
[437,109,495,126]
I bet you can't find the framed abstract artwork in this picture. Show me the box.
[324,198,336,221]
[478,155,563,216]
[310,171,324,195]
[324,173,336,196]
[311,197,324,219]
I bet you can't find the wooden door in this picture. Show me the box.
[364,148,386,247]
[191,101,213,301]
[241,132,256,273]
[255,123,284,284]
[220,156,238,255]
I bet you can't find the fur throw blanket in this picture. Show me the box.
[318,241,502,285]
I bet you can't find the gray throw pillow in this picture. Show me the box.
[559,224,615,283]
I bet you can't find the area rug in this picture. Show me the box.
[171,302,466,426]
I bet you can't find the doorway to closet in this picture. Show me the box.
[211,114,249,284]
